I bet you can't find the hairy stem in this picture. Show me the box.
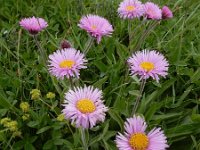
[132,79,146,115]
[33,35,47,65]
[134,21,160,52]
[80,128,88,150]
[128,20,132,50]
[84,36,94,54]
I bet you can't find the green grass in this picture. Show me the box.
[0,0,200,149]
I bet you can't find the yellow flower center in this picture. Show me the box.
[126,5,135,11]
[91,25,97,30]
[76,99,96,114]
[59,60,75,69]
[129,133,149,150]
[140,62,154,72]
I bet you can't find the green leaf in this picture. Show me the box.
[36,126,51,134]
[166,123,200,139]
[152,113,182,121]
[93,61,107,73]
[191,114,200,123]
[93,76,108,89]
[53,139,67,145]
[27,121,39,128]
[128,90,140,97]
[0,90,14,109]
[24,142,35,150]
[108,109,124,130]
[43,140,55,150]
[145,102,161,121]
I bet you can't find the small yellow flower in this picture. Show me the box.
[22,114,30,121]
[30,89,41,100]
[20,102,30,112]
[0,118,11,125]
[46,92,55,99]
[6,121,18,132]
[57,114,65,122]
[12,130,22,137]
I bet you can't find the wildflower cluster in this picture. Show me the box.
[0,118,21,138]
[17,0,174,149]
[118,0,173,20]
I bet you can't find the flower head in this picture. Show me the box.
[22,114,30,121]
[13,130,22,138]
[78,14,114,44]
[0,118,11,125]
[62,86,108,129]
[127,50,169,81]
[20,102,30,112]
[48,48,87,79]
[5,121,18,132]
[144,2,162,20]
[116,115,168,150]
[117,0,145,19]
[19,16,48,35]
[30,89,41,100]
[46,92,56,99]
[162,6,173,19]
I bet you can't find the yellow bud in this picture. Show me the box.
[6,121,18,132]
[30,89,41,100]
[13,130,22,137]
[57,114,65,122]
[46,92,55,99]
[0,118,11,125]
[20,102,30,112]
[22,114,30,121]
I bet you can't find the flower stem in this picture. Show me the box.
[84,36,94,54]
[134,21,159,52]
[51,76,62,97]
[69,77,74,89]
[80,128,88,150]
[33,35,47,65]
[17,29,22,97]
[128,20,132,50]
[129,19,147,41]
[132,79,146,115]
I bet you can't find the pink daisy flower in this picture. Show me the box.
[117,0,145,19]
[48,48,87,79]
[127,50,169,81]
[116,115,168,150]
[62,86,108,129]
[78,14,114,44]
[144,2,162,20]
[19,16,48,35]
[162,6,173,19]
